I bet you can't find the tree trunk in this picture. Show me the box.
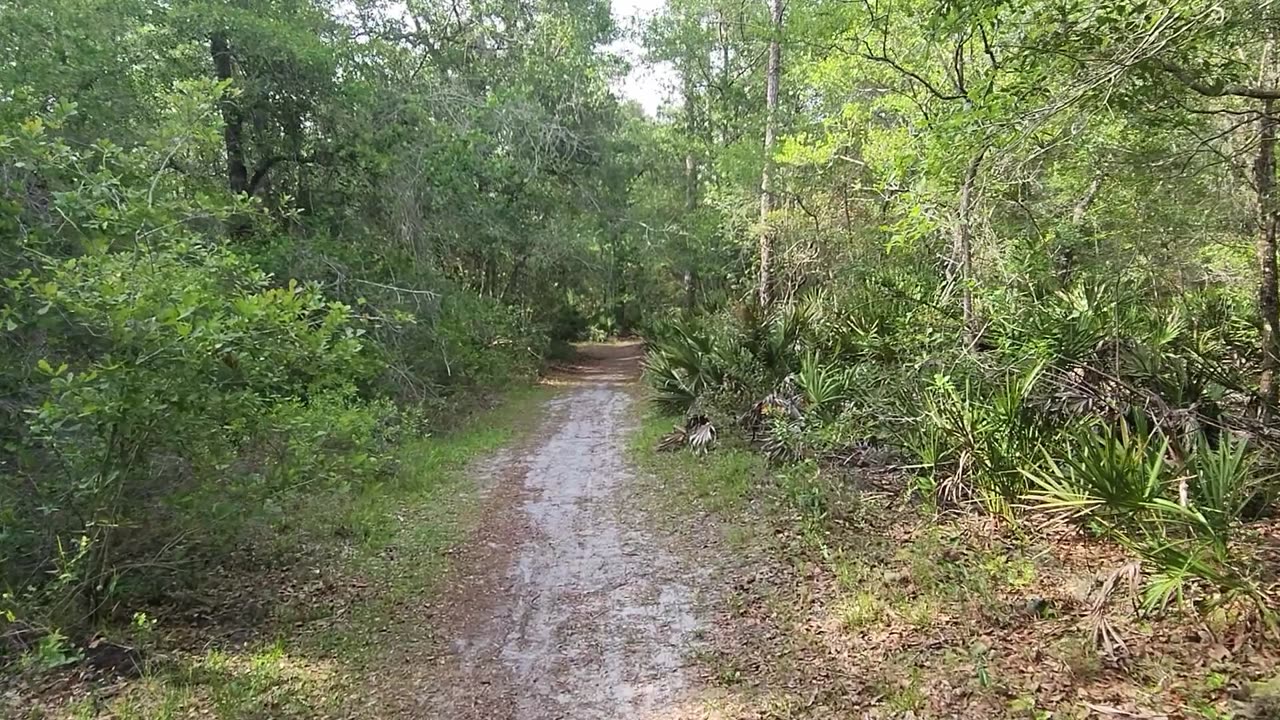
[684,149,699,311]
[1055,174,1102,284]
[757,0,783,308]
[682,269,697,311]
[955,149,985,344]
[718,12,731,144]
[685,153,699,210]
[840,181,852,232]
[1071,174,1103,226]
[210,32,248,196]
[1257,98,1278,406]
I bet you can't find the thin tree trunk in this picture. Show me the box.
[685,153,699,210]
[757,0,783,308]
[210,32,248,196]
[956,149,985,344]
[211,31,253,240]
[286,110,309,225]
[841,181,852,232]
[684,150,699,311]
[1071,174,1103,226]
[1055,173,1103,284]
[1259,30,1279,408]
[718,12,731,144]
[1257,98,1278,405]
[503,249,529,302]
[607,223,622,331]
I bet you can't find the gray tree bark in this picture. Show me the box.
[758,0,783,307]
[1257,98,1278,405]
[955,149,985,344]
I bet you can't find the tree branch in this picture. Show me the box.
[1158,60,1280,100]
[862,50,967,100]
[247,153,323,195]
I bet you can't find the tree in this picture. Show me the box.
[757,0,784,307]
[0,0,638,644]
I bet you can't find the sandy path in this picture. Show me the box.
[392,343,713,720]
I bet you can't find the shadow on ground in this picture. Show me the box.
[543,340,645,387]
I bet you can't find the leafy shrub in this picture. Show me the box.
[427,288,546,389]
[796,350,853,421]
[0,111,388,639]
[644,320,731,412]
[910,362,1062,510]
[2,242,375,624]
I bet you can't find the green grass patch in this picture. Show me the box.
[628,410,768,515]
[75,643,343,720]
[837,590,886,630]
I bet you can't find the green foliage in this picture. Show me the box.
[1,0,630,663]
[1025,424,1266,614]
[20,629,81,672]
[913,363,1054,511]
[0,113,384,636]
[1023,419,1171,534]
[644,324,724,411]
[5,0,1280,697]
[645,272,1278,619]
[795,350,853,421]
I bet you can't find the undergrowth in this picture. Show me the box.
[631,411,767,516]
[644,279,1280,625]
[636,407,1280,718]
[3,386,553,719]
[640,275,1280,716]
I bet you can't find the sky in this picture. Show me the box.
[341,0,677,116]
[605,0,677,116]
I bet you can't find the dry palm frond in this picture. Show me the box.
[739,384,803,440]
[687,416,717,454]
[1086,561,1142,658]
[938,450,974,507]
[657,415,717,454]
[657,425,687,452]
[1090,615,1129,659]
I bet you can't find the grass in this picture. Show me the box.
[837,591,885,630]
[72,643,344,720]
[628,409,768,516]
[882,669,926,712]
[306,384,554,660]
[15,385,554,720]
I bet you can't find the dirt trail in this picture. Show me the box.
[390,342,715,720]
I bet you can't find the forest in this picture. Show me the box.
[3,0,1280,717]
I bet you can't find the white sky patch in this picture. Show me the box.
[336,0,676,116]
[605,0,677,116]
